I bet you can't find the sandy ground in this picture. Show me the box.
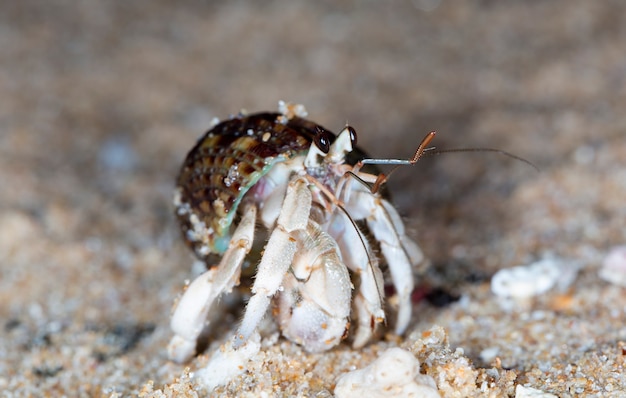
[1,1,625,397]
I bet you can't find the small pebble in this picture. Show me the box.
[334,347,440,398]
[479,346,500,364]
[491,258,578,299]
[515,385,558,398]
[598,246,626,287]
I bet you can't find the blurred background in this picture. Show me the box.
[1,1,625,394]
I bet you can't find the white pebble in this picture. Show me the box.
[491,258,578,299]
[334,347,440,398]
[479,346,500,363]
[515,385,558,398]
[598,246,626,287]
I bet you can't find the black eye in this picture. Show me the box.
[347,125,357,146]
[314,127,331,153]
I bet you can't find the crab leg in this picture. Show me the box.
[233,177,312,348]
[373,198,422,334]
[346,189,422,335]
[168,204,257,363]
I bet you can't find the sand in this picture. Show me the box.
[1,1,625,396]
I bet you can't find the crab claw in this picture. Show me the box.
[276,221,352,352]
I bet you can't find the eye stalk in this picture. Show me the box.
[314,126,332,154]
[305,125,334,169]
[346,125,357,147]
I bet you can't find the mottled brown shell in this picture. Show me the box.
[176,112,335,258]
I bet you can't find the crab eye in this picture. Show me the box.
[346,125,357,147]
[314,127,331,154]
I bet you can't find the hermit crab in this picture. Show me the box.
[168,101,426,364]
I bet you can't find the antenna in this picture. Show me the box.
[359,131,538,193]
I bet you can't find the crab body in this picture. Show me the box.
[168,102,423,364]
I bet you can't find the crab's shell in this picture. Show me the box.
[176,113,336,257]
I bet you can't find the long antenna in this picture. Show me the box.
[359,131,538,193]
[421,147,539,171]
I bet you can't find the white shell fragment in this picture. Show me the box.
[598,245,626,287]
[491,258,578,299]
[277,100,308,119]
[334,347,441,398]
[515,385,558,398]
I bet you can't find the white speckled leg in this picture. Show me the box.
[347,190,422,335]
[371,199,421,334]
[195,331,262,391]
[168,204,257,363]
[233,177,312,348]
